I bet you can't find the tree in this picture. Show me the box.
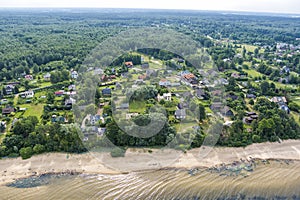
[33,144,45,154]
[260,81,270,95]
[19,147,33,159]
[199,104,206,121]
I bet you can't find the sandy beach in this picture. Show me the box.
[1,139,300,185]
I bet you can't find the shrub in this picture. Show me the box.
[110,148,126,157]
[19,147,33,159]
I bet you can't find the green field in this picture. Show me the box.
[244,69,263,78]
[22,104,45,118]
[129,101,147,113]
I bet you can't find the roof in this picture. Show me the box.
[102,88,111,94]
[270,96,287,103]
[2,107,14,114]
[175,109,186,117]
[125,61,133,66]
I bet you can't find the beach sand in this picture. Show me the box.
[1,139,300,185]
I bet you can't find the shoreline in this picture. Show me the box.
[1,139,300,185]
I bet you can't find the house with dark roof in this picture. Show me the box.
[195,89,205,99]
[141,62,149,69]
[118,103,129,110]
[4,85,15,95]
[246,94,256,99]
[2,107,15,115]
[221,106,234,117]
[175,109,186,119]
[102,88,111,96]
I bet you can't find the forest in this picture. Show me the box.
[0,9,299,158]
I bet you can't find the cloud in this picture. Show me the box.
[0,0,299,14]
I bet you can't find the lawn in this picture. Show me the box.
[291,112,300,126]
[244,69,263,78]
[129,100,147,113]
[22,103,45,118]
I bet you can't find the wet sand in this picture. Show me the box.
[1,139,300,185]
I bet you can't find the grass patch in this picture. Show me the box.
[291,112,300,126]
[22,104,45,118]
[244,69,263,78]
[129,100,146,113]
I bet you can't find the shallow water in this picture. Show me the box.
[1,160,300,200]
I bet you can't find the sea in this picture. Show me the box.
[1,160,300,200]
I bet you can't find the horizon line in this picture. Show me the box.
[0,7,299,15]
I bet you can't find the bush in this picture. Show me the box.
[110,148,126,157]
[19,147,33,159]
[33,144,45,154]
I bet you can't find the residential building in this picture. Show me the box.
[157,93,172,102]
[20,90,34,98]
[175,109,186,119]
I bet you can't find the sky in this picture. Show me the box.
[0,0,300,14]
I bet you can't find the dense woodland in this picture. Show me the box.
[0,9,299,158]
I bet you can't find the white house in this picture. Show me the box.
[20,90,34,98]
[157,93,172,102]
[71,70,78,79]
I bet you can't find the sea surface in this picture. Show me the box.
[1,160,300,200]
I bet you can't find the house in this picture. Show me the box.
[65,98,76,106]
[270,96,287,104]
[146,69,155,77]
[244,112,259,124]
[2,107,14,115]
[177,102,188,109]
[110,75,116,79]
[244,117,254,124]
[138,74,147,80]
[24,75,33,80]
[246,94,256,99]
[221,106,234,117]
[181,73,198,85]
[195,89,205,99]
[102,88,111,96]
[210,102,223,111]
[211,90,223,96]
[135,79,145,85]
[224,121,234,127]
[118,103,129,110]
[231,72,240,79]
[44,73,51,81]
[157,93,172,102]
[159,79,171,87]
[90,115,101,125]
[68,84,76,91]
[126,113,139,120]
[51,115,66,123]
[20,90,34,98]
[280,105,290,114]
[115,82,122,90]
[282,66,290,74]
[141,62,149,69]
[97,128,106,136]
[170,83,181,87]
[93,68,104,75]
[101,75,108,82]
[0,99,8,105]
[4,85,15,95]
[71,70,78,79]
[55,90,64,96]
[125,61,133,68]
[227,93,238,101]
[175,109,186,119]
